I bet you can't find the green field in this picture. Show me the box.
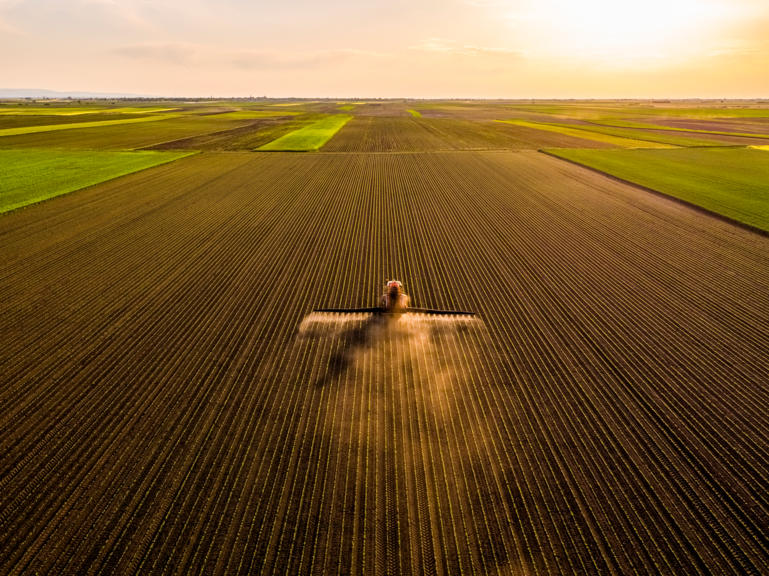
[546,147,769,232]
[1,98,768,575]
[507,102,769,120]
[210,110,300,120]
[0,115,305,151]
[497,119,674,148]
[3,99,768,225]
[588,118,769,141]
[257,114,352,151]
[0,113,180,137]
[0,149,194,212]
[0,105,178,116]
[559,121,726,147]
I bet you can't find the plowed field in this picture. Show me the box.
[1,145,768,572]
[323,116,615,151]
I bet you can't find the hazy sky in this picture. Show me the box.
[1,0,768,97]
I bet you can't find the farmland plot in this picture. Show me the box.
[0,115,271,150]
[647,117,769,136]
[497,120,675,148]
[0,113,180,137]
[320,116,449,152]
[0,149,768,575]
[547,147,769,233]
[258,115,352,151]
[144,117,303,151]
[324,116,615,152]
[0,112,154,130]
[0,149,194,213]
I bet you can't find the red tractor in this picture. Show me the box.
[315,279,474,316]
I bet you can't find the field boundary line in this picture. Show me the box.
[133,117,291,151]
[587,119,769,141]
[538,149,769,238]
[496,119,676,149]
[0,150,200,215]
[0,113,182,137]
[257,114,352,151]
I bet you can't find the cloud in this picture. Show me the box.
[0,0,24,34]
[231,50,346,71]
[0,15,20,34]
[461,0,508,6]
[721,16,769,48]
[113,42,197,65]
[460,44,525,58]
[0,0,154,40]
[707,45,763,58]
[410,37,523,58]
[111,43,386,73]
[231,48,381,70]
[79,0,150,28]
[410,37,455,52]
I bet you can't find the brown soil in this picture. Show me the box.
[143,117,294,151]
[1,150,768,575]
[324,116,613,152]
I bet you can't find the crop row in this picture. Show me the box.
[1,150,768,574]
[323,116,623,153]
[0,114,268,151]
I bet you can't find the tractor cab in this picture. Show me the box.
[381,280,409,312]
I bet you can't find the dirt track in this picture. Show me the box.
[1,150,768,574]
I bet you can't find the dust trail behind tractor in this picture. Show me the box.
[298,310,483,388]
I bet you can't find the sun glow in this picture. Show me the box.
[507,0,733,65]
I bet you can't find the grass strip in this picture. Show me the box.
[0,149,195,213]
[0,106,178,116]
[545,147,769,233]
[568,122,722,147]
[213,110,300,120]
[497,119,674,148]
[257,115,352,151]
[0,114,181,137]
[592,119,769,141]
[507,104,769,120]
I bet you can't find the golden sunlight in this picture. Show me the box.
[508,0,733,64]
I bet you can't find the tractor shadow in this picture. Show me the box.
[301,313,390,388]
[297,311,478,388]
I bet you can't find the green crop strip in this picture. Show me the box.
[212,110,300,120]
[257,115,353,151]
[546,147,769,232]
[497,119,675,148]
[589,119,769,141]
[0,106,178,116]
[507,104,769,120]
[0,114,181,137]
[562,122,723,147]
[0,149,195,213]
